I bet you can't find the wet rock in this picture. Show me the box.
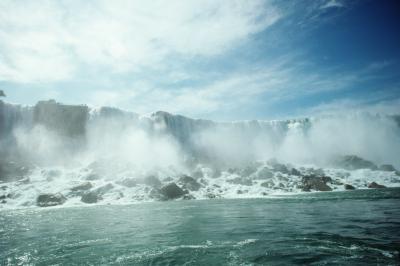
[271,163,289,174]
[335,155,378,170]
[256,167,274,179]
[116,178,137,188]
[290,168,301,176]
[95,183,114,194]
[160,183,186,200]
[0,160,32,182]
[368,182,386,189]
[71,182,93,192]
[182,194,196,200]
[0,193,10,200]
[379,164,397,172]
[299,175,332,192]
[178,175,201,191]
[81,191,102,203]
[144,175,162,188]
[205,193,217,199]
[237,189,248,194]
[344,184,356,190]
[260,180,274,188]
[192,170,203,179]
[37,193,67,207]
[227,177,252,186]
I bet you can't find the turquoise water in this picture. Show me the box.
[1,188,399,265]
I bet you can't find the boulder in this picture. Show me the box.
[178,175,201,191]
[290,168,301,176]
[81,191,102,203]
[159,183,186,200]
[71,182,93,192]
[299,175,332,192]
[80,183,114,204]
[344,184,356,190]
[182,194,196,200]
[37,193,67,207]
[379,164,397,172]
[335,155,378,170]
[368,182,386,189]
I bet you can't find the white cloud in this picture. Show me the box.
[0,0,281,83]
[320,0,344,9]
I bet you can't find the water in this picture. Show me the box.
[1,188,399,265]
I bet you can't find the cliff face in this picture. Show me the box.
[33,100,89,138]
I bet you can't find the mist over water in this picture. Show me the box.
[1,99,400,209]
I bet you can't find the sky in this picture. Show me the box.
[0,0,399,121]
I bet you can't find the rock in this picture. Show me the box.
[116,178,137,188]
[290,168,301,176]
[227,177,252,186]
[0,160,32,182]
[240,166,257,177]
[182,194,196,200]
[71,182,93,192]
[0,193,10,200]
[95,183,114,194]
[271,163,289,174]
[81,191,102,203]
[260,180,274,188]
[144,175,162,188]
[178,175,201,191]
[379,164,397,172]
[344,184,356,190]
[300,175,332,192]
[37,193,67,207]
[256,167,274,179]
[205,193,217,199]
[159,183,186,200]
[192,170,203,179]
[80,183,114,203]
[368,182,386,189]
[0,90,5,97]
[335,155,378,170]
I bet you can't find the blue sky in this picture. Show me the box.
[0,0,399,120]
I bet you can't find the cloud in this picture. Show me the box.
[320,0,344,9]
[0,0,281,83]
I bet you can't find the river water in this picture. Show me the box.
[1,188,399,265]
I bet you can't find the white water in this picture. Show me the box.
[1,100,400,209]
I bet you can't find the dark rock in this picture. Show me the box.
[37,193,67,207]
[368,182,386,189]
[1,200,6,204]
[335,155,378,170]
[271,163,289,174]
[182,194,196,200]
[192,170,203,179]
[379,164,397,172]
[290,168,301,176]
[178,175,201,191]
[206,193,217,199]
[81,191,102,203]
[144,175,162,188]
[71,182,93,191]
[344,184,356,190]
[116,178,137,188]
[260,180,274,188]
[300,175,332,192]
[160,183,186,200]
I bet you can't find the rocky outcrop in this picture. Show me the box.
[344,184,355,190]
[37,193,67,207]
[80,183,114,204]
[159,183,186,200]
[368,182,386,189]
[178,175,201,191]
[335,155,378,170]
[299,175,332,192]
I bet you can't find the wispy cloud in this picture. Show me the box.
[0,0,281,83]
